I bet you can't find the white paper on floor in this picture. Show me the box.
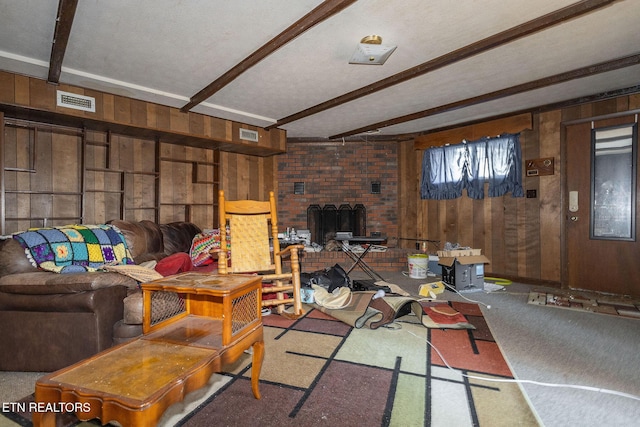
[484,282,505,293]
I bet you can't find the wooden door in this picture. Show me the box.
[565,115,640,297]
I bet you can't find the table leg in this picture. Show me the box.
[340,241,362,275]
[251,340,264,399]
[340,243,386,282]
[32,411,56,427]
[353,252,386,281]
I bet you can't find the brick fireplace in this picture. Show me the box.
[277,140,409,274]
[277,140,398,239]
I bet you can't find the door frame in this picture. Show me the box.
[560,109,640,290]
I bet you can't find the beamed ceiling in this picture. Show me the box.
[0,0,639,141]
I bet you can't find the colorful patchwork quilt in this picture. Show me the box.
[189,227,230,267]
[12,224,134,273]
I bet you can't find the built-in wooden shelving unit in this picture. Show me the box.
[0,115,219,234]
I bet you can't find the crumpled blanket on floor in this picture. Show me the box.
[313,291,475,330]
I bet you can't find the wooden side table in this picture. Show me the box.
[33,273,263,427]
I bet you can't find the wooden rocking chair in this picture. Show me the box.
[215,190,304,316]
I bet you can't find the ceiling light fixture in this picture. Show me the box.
[349,35,396,65]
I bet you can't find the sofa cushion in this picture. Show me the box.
[123,291,144,324]
[123,289,184,325]
[109,220,165,262]
[0,271,136,294]
[0,238,38,276]
[155,252,193,276]
[0,287,113,312]
[113,319,143,343]
[161,222,202,255]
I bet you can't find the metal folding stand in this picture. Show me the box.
[336,236,388,282]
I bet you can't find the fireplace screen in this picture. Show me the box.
[307,204,366,244]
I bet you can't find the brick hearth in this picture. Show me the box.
[298,248,410,275]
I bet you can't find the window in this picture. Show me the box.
[421,133,524,200]
[590,123,637,240]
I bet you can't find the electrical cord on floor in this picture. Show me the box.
[442,282,492,309]
[382,283,640,401]
[441,282,531,306]
[406,329,640,402]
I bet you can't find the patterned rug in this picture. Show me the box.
[174,301,538,426]
[312,292,476,330]
[2,302,540,426]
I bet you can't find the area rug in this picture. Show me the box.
[313,291,476,330]
[528,291,640,319]
[2,301,540,427]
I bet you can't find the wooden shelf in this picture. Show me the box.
[86,168,158,176]
[0,103,284,157]
[5,190,82,196]
[85,189,124,194]
[160,203,212,207]
[4,167,36,173]
[160,157,218,166]
[1,112,220,233]
[142,315,224,350]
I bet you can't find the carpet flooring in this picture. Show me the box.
[178,301,539,426]
[3,273,640,426]
[1,301,539,427]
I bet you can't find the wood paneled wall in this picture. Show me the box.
[401,94,640,285]
[158,142,218,227]
[0,71,280,233]
[0,71,286,156]
[219,152,277,203]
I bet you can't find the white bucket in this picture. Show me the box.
[407,254,428,279]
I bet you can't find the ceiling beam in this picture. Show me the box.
[286,85,640,143]
[180,0,357,112]
[329,53,640,139]
[414,113,533,150]
[268,0,618,130]
[47,0,78,83]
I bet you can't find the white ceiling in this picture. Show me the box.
[0,0,639,140]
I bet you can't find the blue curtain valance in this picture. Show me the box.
[421,133,524,200]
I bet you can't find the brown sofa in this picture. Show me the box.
[0,220,201,372]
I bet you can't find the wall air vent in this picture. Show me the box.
[56,90,96,112]
[294,182,305,195]
[239,128,259,142]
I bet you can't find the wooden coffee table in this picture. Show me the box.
[33,273,264,427]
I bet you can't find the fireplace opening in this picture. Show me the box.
[307,204,366,245]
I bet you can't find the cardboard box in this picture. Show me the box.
[438,255,490,292]
[428,255,441,276]
[437,249,482,257]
